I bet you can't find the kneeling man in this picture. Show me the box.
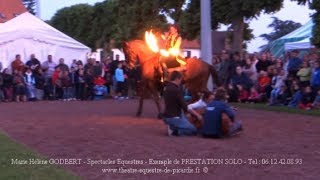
[162,71,197,136]
[202,87,243,138]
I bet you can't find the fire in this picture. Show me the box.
[144,30,186,65]
[145,31,159,53]
[145,30,169,57]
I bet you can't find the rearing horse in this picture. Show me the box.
[123,40,220,117]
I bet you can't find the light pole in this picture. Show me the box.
[201,0,213,90]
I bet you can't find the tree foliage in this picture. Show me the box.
[310,0,320,48]
[260,17,302,42]
[50,4,94,48]
[22,0,36,15]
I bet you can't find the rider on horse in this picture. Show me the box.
[159,24,186,81]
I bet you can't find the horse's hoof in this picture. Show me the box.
[157,113,163,119]
[136,112,142,117]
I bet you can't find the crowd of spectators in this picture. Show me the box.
[0,54,141,103]
[212,50,320,110]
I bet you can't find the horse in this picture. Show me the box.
[123,40,220,117]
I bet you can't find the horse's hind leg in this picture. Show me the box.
[152,91,162,119]
[136,96,144,117]
[136,84,145,117]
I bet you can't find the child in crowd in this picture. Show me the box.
[248,86,260,103]
[13,70,26,102]
[270,69,286,105]
[60,70,72,101]
[76,65,86,100]
[258,71,271,100]
[297,61,311,88]
[23,68,36,101]
[237,85,249,103]
[227,83,238,102]
[115,62,125,99]
[299,86,314,110]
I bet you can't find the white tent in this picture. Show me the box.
[284,38,314,50]
[0,12,91,70]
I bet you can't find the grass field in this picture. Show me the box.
[233,103,320,116]
[0,131,79,180]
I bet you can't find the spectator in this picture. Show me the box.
[311,60,320,92]
[69,66,78,100]
[312,89,320,108]
[269,69,286,104]
[42,55,56,100]
[23,68,36,101]
[237,85,249,103]
[13,70,26,102]
[242,55,258,83]
[256,53,272,73]
[218,50,233,85]
[231,66,253,90]
[248,86,260,103]
[297,61,311,88]
[299,86,314,110]
[115,62,125,99]
[11,54,25,72]
[52,66,62,99]
[202,87,243,138]
[258,71,271,98]
[34,68,45,100]
[70,59,78,70]
[85,69,95,100]
[57,58,69,72]
[162,71,197,136]
[287,50,302,78]
[76,65,86,100]
[227,83,238,103]
[26,54,41,73]
[270,85,289,106]
[60,70,72,101]
[2,68,13,102]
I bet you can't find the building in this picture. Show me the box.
[0,0,27,23]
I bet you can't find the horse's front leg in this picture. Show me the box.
[136,83,145,117]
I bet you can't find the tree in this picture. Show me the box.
[260,17,302,42]
[310,0,320,48]
[22,0,36,15]
[50,4,95,48]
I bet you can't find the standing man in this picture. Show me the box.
[162,71,197,136]
[42,55,56,100]
[287,50,302,78]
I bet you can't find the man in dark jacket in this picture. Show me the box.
[202,87,243,138]
[163,71,197,136]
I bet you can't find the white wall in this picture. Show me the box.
[111,49,125,61]
[182,49,201,59]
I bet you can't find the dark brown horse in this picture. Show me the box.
[123,40,220,117]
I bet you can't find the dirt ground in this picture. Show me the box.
[0,99,319,180]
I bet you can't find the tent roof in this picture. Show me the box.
[0,12,90,51]
[278,20,313,40]
[269,20,313,57]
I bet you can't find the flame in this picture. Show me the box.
[145,31,159,53]
[145,30,185,64]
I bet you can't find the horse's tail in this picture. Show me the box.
[209,64,221,89]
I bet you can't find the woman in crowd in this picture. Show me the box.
[13,70,26,102]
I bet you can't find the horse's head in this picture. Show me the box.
[123,41,137,69]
